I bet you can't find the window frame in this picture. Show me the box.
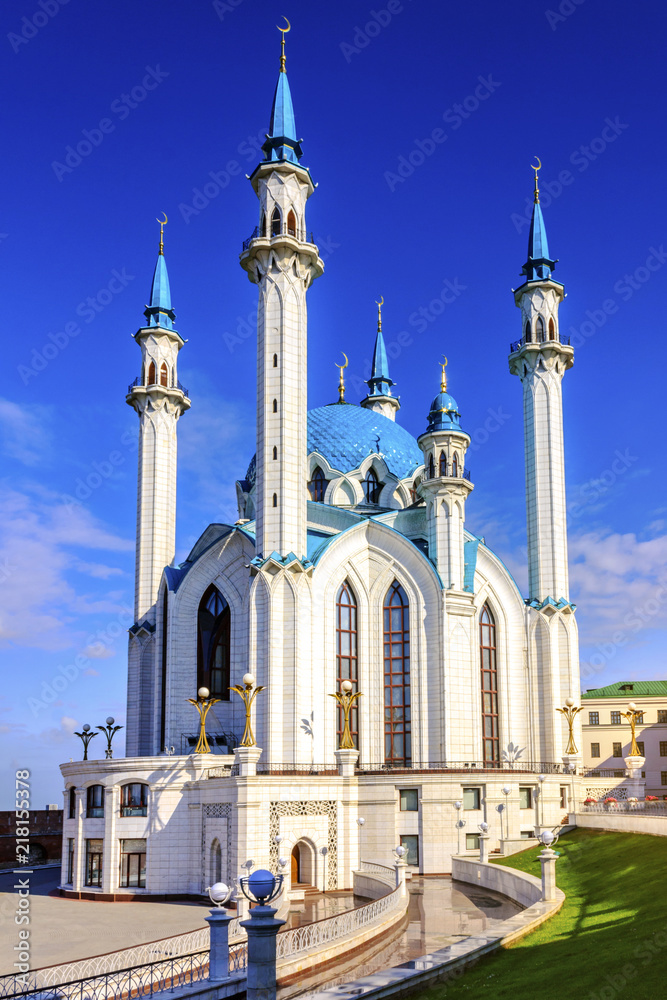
[465,833,480,850]
[399,788,419,812]
[480,604,499,764]
[197,585,231,700]
[85,839,103,887]
[462,787,481,811]
[66,838,74,884]
[610,711,621,725]
[519,786,532,809]
[588,712,600,725]
[363,468,382,504]
[383,582,411,766]
[399,834,419,865]
[308,466,327,502]
[590,742,600,758]
[336,581,359,749]
[120,783,148,817]
[612,742,622,758]
[86,784,104,818]
[119,839,147,889]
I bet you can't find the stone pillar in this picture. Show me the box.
[539,846,558,901]
[241,905,286,1000]
[235,746,263,777]
[72,789,86,892]
[394,858,409,898]
[478,833,490,864]
[205,909,233,981]
[624,755,646,799]
[101,785,118,895]
[334,748,359,778]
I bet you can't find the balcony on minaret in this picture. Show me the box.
[241,220,316,254]
[127,373,190,402]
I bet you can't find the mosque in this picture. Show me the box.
[59,31,583,899]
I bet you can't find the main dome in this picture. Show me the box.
[244,403,423,486]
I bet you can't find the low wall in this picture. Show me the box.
[309,858,565,1000]
[571,811,667,837]
[353,871,395,900]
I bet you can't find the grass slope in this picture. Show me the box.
[419,829,667,1000]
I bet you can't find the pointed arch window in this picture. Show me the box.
[524,322,532,344]
[452,453,459,477]
[548,317,555,340]
[273,493,278,507]
[272,446,278,460]
[536,316,545,343]
[384,581,411,766]
[480,604,499,763]
[147,361,156,385]
[439,451,448,477]
[272,398,278,413]
[336,581,359,749]
[287,209,296,237]
[260,212,266,237]
[160,362,169,387]
[271,207,281,236]
[273,353,278,367]
[428,454,435,479]
[308,466,327,502]
[197,586,231,700]
[363,468,382,504]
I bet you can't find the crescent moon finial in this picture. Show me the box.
[375,296,384,332]
[335,352,348,403]
[156,212,168,254]
[439,355,448,392]
[277,17,291,71]
[531,156,541,204]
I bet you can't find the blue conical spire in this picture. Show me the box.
[366,299,394,397]
[425,361,464,433]
[521,162,557,282]
[261,25,303,164]
[144,219,175,330]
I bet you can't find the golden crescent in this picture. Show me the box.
[440,355,448,368]
[376,296,384,307]
[156,212,168,226]
[277,16,291,32]
[531,156,542,173]
[334,352,349,370]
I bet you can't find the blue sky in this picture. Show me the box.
[1,0,666,807]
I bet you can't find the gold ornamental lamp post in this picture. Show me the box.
[74,723,97,760]
[230,673,265,747]
[329,680,362,750]
[555,697,583,755]
[620,701,642,757]
[187,687,221,754]
[96,716,124,760]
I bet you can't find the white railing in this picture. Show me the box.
[0,918,244,992]
[359,860,396,885]
[580,801,667,815]
[276,882,404,961]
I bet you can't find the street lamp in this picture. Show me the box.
[205,883,233,982]
[501,785,511,841]
[96,717,123,759]
[536,774,546,829]
[187,687,221,754]
[74,723,97,760]
[621,702,643,757]
[240,869,284,906]
[556,697,583,755]
[357,817,365,863]
[328,680,362,749]
[230,674,265,747]
[454,800,465,855]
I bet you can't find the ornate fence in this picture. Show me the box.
[359,860,396,885]
[581,801,667,815]
[276,882,404,961]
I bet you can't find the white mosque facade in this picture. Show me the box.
[59,42,584,900]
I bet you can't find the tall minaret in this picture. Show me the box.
[509,163,574,602]
[360,299,400,420]
[240,25,323,560]
[417,362,473,589]
[127,218,190,621]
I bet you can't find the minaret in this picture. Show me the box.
[127,217,190,621]
[417,362,473,589]
[509,162,574,602]
[360,298,400,420]
[240,25,323,560]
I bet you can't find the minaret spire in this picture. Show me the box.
[335,353,349,403]
[360,297,400,421]
[278,15,289,72]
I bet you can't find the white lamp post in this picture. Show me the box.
[501,785,511,842]
[454,800,465,855]
[205,882,233,981]
[478,821,490,863]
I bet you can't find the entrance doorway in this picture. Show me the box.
[291,844,301,883]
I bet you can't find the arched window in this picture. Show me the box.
[147,361,156,385]
[383,582,411,766]
[271,207,281,236]
[439,451,448,477]
[160,362,169,386]
[363,468,382,504]
[86,785,104,818]
[336,581,359,749]
[120,783,148,817]
[273,353,278,367]
[197,586,231,700]
[452,453,459,477]
[273,493,278,507]
[308,466,327,502]
[428,454,435,479]
[272,398,278,413]
[524,321,532,344]
[536,316,545,343]
[287,209,296,237]
[273,446,278,460]
[260,212,266,237]
[210,838,222,883]
[480,604,499,764]
[68,787,76,818]
[548,317,555,340]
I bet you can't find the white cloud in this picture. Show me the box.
[82,643,115,660]
[0,398,53,466]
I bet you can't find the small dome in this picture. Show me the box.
[425,391,464,433]
[244,403,422,486]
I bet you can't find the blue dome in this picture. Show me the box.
[245,404,423,485]
[425,391,464,433]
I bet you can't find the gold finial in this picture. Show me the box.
[335,352,349,403]
[277,16,291,72]
[376,295,384,333]
[439,355,448,392]
[531,156,541,205]
[156,212,168,255]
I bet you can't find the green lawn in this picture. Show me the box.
[419,829,667,1000]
